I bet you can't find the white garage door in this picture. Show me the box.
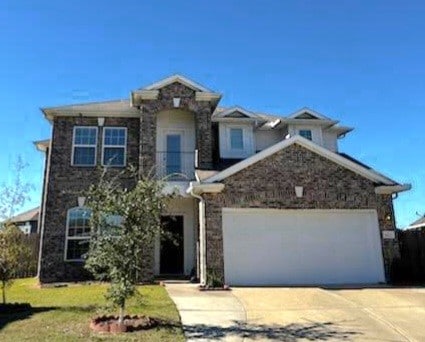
[222,209,385,285]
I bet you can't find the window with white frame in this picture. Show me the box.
[102,127,127,166]
[65,207,91,261]
[101,214,124,236]
[299,129,312,141]
[230,128,244,150]
[72,127,98,166]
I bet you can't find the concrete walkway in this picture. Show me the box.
[166,283,425,341]
[165,283,246,341]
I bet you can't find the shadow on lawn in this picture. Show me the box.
[0,306,56,331]
[184,320,361,341]
[0,305,98,331]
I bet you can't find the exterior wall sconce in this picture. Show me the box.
[295,186,304,198]
[173,97,181,108]
[78,196,86,207]
[98,117,105,126]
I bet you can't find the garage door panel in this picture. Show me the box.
[222,209,385,285]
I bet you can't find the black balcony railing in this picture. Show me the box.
[156,151,196,180]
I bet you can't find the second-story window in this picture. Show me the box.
[230,128,244,150]
[299,129,312,141]
[72,127,98,166]
[102,127,127,167]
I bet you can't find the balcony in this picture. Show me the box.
[156,151,196,181]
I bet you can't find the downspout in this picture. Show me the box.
[189,183,207,285]
[37,143,52,280]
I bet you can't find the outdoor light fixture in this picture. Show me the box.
[77,196,86,207]
[173,97,181,108]
[98,117,105,126]
[295,186,304,198]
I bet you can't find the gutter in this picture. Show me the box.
[187,181,225,285]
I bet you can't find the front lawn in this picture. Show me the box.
[0,278,184,341]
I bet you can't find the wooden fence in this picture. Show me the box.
[13,233,40,279]
[394,228,425,283]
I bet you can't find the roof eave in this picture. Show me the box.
[375,184,412,194]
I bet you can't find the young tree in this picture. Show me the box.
[0,223,32,304]
[0,156,33,223]
[0,156,34,304]
[84,171,172,323]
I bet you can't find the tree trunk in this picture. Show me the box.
[2,280,5,305]
[118,301,125,324]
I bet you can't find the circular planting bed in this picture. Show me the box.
[90,315,159,333]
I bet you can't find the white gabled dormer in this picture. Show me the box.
[284,107,352,152]
[213,107,261,159]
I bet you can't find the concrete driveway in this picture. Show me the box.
[166,283,425,341]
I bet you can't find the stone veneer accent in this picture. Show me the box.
[39,117,142,283]
[203,144,399,283]
[139,82,216,173]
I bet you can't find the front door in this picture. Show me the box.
[160,216,184,274]
[166,133,182,176]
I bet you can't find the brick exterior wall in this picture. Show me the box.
[139,82,216,174]
[39,117,142,283]
[203,144,399,284]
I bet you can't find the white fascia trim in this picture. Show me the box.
[186,181,225,195]
[375,184,412,194]
[204,135,397,185]
[130,90,159,107]
[143,74,212,92]
[282,118,338,126]
[327,125,354,136]
[195,91,222,102]
[34,139,51,152]
[288,107,332,120]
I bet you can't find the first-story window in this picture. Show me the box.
[72,127,98,166]
[65,207,91,261]
[299,129,312,141]
[102,127,127,166]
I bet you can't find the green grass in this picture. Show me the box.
[0,278,184,341]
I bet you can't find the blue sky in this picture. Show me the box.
[0,0,424,227]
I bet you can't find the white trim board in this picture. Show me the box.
[205,135,398,185]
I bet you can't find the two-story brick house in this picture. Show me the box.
[36,75,410,286]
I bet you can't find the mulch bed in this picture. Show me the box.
[90,315,159,333]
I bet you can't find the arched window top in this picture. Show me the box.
[67,207,91,238]
[65,207,92,262]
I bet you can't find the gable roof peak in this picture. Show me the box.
[142,74,213,92]
[289,107,332,120]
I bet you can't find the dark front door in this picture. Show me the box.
[160,216,184,274]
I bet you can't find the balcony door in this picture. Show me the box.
[166,132,182,176]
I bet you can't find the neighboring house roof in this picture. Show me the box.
[9,207,40,223]
[406,216,425,229]
[204,135,410,193]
